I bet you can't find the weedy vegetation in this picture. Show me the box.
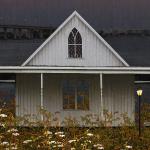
[0,103,150,150]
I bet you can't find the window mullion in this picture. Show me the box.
[75,44,77,58]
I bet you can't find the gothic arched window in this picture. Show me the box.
[68,28,82,58]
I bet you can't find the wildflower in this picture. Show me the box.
[50,141,56,144]
[59,134,65,137]
[126,145,132,149]
[46,141,51,145]
[0,114,7,118]
[58,144,63,147]
[7,128,18,133]
[23,140,32,144]
[12,133,19,136]
[44,130,52,135]
[57,142,62,144]
[0,123,5,128]
[11,146,18,150]
[71,148,76,150]
[68,139,77,143]
[87,140,92,143]
[87,133,93,137]
[52,145,57,148]
[97,146,104,150]
[1,141,9,146]
[55,131,64,135]
[94,144,103,147]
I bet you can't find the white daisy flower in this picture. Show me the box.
[44,131,52,135]
[59,134,65,137]
[11,146,18,150]
[58,144,63,147]
[1,141,9,146]
[50,141,56,144]
[126,145,132,149]
[7,128,18,133]
[97,146,104,149]
[0,114,7,118]
[23,140,32,144]
[55,131,64,135]
[68,139,77,143]
[12,133,19,136]
[87,133,93,137]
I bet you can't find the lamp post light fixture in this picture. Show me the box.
[136,88,143,137]
[137,89,143,97]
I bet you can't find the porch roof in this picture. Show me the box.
[1,66,150,74]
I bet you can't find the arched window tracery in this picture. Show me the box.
[68,28,82,58]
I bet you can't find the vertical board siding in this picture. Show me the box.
[43,74,101,124]
[27,16,125,67]
[103,75,135,125]
[16,74,41,120]
[16,74,135,125]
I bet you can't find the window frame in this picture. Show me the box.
[62,79,90,111]
[68,28,82,58]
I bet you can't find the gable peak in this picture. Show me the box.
[70,10,84,20]
[72,10,80,15]
[22,10,129,67]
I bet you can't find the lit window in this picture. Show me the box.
[63,80,89,110]
[68,28,82,58]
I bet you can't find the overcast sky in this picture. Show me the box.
[0,0,150,30]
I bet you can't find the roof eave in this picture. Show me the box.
[0,66,150,74]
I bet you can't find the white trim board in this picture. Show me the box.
[21,11,129,67]
[135,81,150,84]
[0,80,15,83]
[0,66,150,74]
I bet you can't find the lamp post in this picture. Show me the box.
[136,89,143,137]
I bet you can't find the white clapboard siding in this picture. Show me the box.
[27,15,125,67]
[16,74,135,125]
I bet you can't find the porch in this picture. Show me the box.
[15,73,135,123]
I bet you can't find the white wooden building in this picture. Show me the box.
[2,11,148,125]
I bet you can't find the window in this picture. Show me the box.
[63,80,89,110]
[0,74,15,115]
[68,28,82,58]
[0,82,15,115]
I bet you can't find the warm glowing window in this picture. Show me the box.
[63,80,89,110]
[68,28,82,58]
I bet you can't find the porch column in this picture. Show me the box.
[100,73,104,118]
[40,73,44,121]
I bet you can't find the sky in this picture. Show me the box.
[0,0,150,30]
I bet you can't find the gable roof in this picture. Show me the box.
[0,40,43,66]
[105,36,150,67]
[1,35,150,66]
[22,11,129,67]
